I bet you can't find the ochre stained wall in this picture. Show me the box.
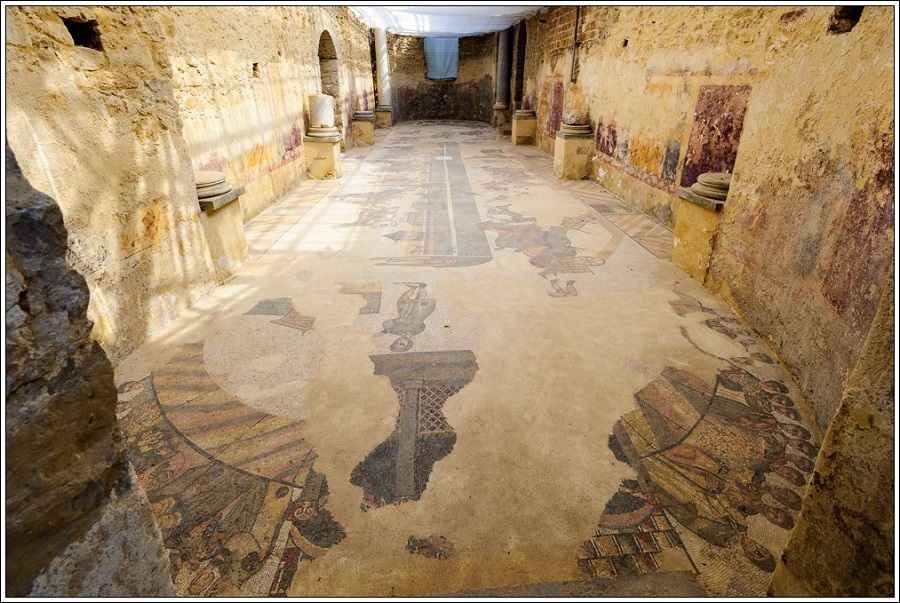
[523,5,894,437]
[165,6,374,221]
[5,6,374,362]
[707,7,894,434]
[5,6,219,364]
[388,33,496,123]
[772,269,894,597]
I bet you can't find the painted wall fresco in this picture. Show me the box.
[542,75,565,138]
[679,85,751,188]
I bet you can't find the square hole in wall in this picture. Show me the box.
[62,18,103,51]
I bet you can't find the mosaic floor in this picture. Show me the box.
[115,121,819,597]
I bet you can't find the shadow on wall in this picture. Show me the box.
[5,6,219,363]
[390,34,496,124]
[394,76,495,123]
[5,142,173,597]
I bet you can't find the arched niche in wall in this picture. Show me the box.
[317,30,343,129]
[513,23,527,109]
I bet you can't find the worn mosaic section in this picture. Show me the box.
[407,535,455,559]
[476,147,544,193]
[479,206,616,297]
[351,351,478,510]
[578,488,696,577]
[582,363,815,585]
[340,283,383,315]
[679,85,751,188]
[375,283,436,352]
[117,345,344,596]
[373,142,493,267]
[669,292,783,370]
[580,295,817,593]
[246,298,316,334]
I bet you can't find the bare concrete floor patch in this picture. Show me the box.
[115,122,817,598]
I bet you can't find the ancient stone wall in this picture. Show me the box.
[388,33,496,123]
[5,6,374,362]
[771,268,894,597]
[165,6,374,220]
[707,7,894,434]
[527,6,777,225]
[5,144,172,597]
[5,6,219,363]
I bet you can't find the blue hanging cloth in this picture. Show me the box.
[424,37,459,81]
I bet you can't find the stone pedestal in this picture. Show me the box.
[309,94,335,129]
[492,103,511,133]
[671,187,725,283]
[512,111,537,145]
[352,111,376,146]
[199,186,248,281]
[304,138,342,180]
[375,105,392,129]
[553,124,593,180]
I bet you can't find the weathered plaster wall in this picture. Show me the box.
[5,6,374,362]
[5,6,219,363]
[708,7,894,434]
[5,144,172,597]
[389,33,496,123]
[527,6,768,226]
[166,6,374,221]
[524,5,894,435]
[771,268,894,597]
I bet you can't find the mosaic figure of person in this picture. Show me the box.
[377,283,436,352]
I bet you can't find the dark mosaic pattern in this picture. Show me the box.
[374,142,492,268]
[351,351,478,510]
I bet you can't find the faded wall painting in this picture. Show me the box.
[680,85,751,187]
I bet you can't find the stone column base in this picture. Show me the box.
[553,132,594,180]
[199,186,249,281]
[492,107,511,133]
[671,188,725,283]
[375,106,392,129]
[351,119,375,146]
[304,138,343,180]
[512,117,537,146]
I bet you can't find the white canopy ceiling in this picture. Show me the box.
[349,6,545,38]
